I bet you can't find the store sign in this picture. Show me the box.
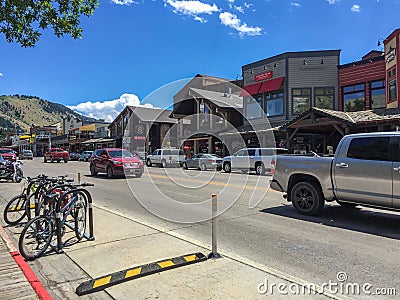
[386,48,396,63]
[133,136,146,140]
[255,71,272,82]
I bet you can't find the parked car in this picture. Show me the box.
[89,148,144,178]
[69,152,81,161]
[19,149,33,160]
[79,151,93,162]
[270,132,400,216]
[146,149,185,168]
[222,147,287,175]
[183,154,222,171]
[44,148,69,163]
[0,148,17,162]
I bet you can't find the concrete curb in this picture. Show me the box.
[0,223,53,300]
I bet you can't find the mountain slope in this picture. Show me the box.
[0,95,96,134]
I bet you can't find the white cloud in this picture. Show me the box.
[234,6,244,13]
[68,93,155,122]
[0,73,3,77]
[351,4,360,12]
[219,12,262,37]
[326,0,338,4]
[291,2,302,7]
[111,0,137,5]
[164,0,219,23]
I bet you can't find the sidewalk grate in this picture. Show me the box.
[76,252,207,296]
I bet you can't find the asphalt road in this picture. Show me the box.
[5,158,400,298]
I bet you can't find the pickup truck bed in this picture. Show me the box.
[271,132,400,216]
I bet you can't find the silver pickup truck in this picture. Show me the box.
[271,132,400,215]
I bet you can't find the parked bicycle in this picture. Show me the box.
[18,182,94,260]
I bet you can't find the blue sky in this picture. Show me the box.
[1,0,399,121]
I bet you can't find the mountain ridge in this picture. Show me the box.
[0,94,96,134]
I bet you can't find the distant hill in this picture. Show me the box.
[0,95,96,134]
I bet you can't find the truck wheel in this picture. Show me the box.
[64,159,68,163]
[291,182,324,216]
[146,159,152,167]
[161,160,167,168]
[223,162,231,173]
[255,163,265,176]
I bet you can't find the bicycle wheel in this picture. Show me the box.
[19,216,54,261]
[74,197,87,241]
[3,194,27,225]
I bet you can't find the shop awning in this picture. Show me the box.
[258,77,285,93]
[239,82,262,96]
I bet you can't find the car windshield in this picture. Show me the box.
[0,149,13,154]
[108,150,133,158]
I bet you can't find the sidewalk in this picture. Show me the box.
[0,226,39,300]
[0,183,335,300]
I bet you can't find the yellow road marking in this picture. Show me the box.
[184,255,196,262]
[10,206,23,211]
[148,173,272,191]
[93,276,111,288]
[157,260,175,268]
[125,267,142,278]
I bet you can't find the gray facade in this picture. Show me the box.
[242,50,340,127]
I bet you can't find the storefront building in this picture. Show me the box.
[384,29,400,109]
[339,50,386,111]
[109,106,177,154]
[171,74,243,157]
[241,50,340,150]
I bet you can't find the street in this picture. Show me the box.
[1,158,399,299]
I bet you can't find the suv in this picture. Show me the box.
[222,148,287,175]
[19,149,33,160]
[90,148,144,178]
[44,148,69,163]
[146,149,185,168]
[0,148,17,161]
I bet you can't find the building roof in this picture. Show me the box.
[283,107,400,129]
[189,88,243,109]
[129,106,177,123]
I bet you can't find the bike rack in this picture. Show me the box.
[54,188,95,253]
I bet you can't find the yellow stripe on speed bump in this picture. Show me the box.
[76,252,207,296]
[93,276,111,288]
[158,260,174,268]
[125,267,142,278]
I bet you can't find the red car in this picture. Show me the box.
[44,148,70,163]
[89,148,144,178]
[0,148,17,161]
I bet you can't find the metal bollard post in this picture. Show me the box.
[208,194,221,259]
[78,172,81,185]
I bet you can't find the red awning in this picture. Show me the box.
[258,77,285,93]
[240,82,262,96]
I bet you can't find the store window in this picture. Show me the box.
[245,96,263,119]
[389,79,397,102]
[292,88,311,114]
[265,91,284,117]
[343,84,365,112]
[370,80,386,109]
[314,87,334,109]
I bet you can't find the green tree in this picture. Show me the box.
[0,0,98,47]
